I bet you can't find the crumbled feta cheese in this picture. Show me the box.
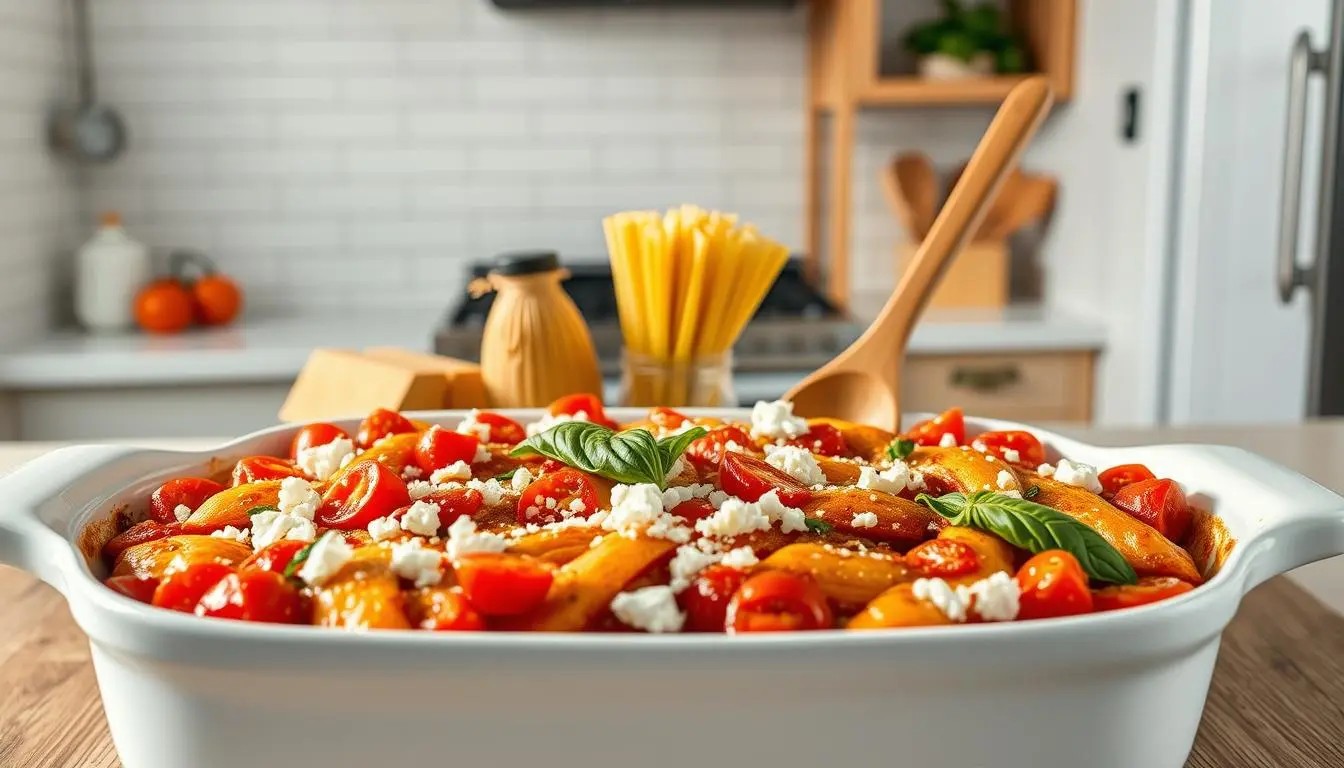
[401,466,423,481]
[297,532,353,586]
[719,546,759,570]
[456,410,492,442]
[1003,448,1021,463]
[464,478,508,507]
[664,456,686,484]
[938,432,958,448]
[400,500,442,537]
[1037,463,1055,477]
[430,461,472,484]
[407,480,436,500]
[708,490,730,509]
[757,490,808,534]
[749,399,810,440]
[278,476,321,520]
[957,572,1020,621]
[1000,490,1023,499]
[603,483,664,534]
[1051,459,1102,494]
[173,504,193,522]
[472,443,492,464]
[850,511,879,529]
[525,410,591,438]
[296,438,356,482]
[567,498,587,515]
[855,463,913,495]
[661,483,715,510]
[995,469,1017,491]
[210,525,249,543]
[390,539,444,587]
[763,444,825,486]
[249,510,317,549]
[444,516,509,561]
[722,440,748,455]
[609,586,685,633]
[695,496,772,539]
[367,515,401,542]
[668,544,723,592]
[912,577,968,622]
[510,466,534,493]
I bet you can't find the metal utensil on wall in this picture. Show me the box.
[48,0,126,163]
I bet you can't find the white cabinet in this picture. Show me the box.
[9,384,293,441]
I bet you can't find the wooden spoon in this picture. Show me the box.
[785,77,1054,431]
[885,153,939,240]
[981,174,1057,240]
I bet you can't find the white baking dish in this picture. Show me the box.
[1,409,1342,768]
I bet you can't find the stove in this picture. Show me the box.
[434,257,864,381]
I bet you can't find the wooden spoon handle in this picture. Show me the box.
[861,77,1054,360]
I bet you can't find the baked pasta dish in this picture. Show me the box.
[97,395,1207,633]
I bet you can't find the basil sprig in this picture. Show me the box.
[245,505,279,516]
[916,490,1138,585]
[885,438,916,462]
[282,538,318,580]
[510,422,707,489]
[804,517,833,535]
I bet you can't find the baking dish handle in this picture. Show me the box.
[0,445,139,596]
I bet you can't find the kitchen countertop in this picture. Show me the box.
[0,305,1106,390]
[0,420,1342,767]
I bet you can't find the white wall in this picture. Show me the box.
[0,0,80,345]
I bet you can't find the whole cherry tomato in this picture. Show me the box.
[517,468,607,525]
[453,553,555,616]
[415,425,481,473]
[970,430,1046,467]
[786,423,849,457]
[904,539,981,577]
[105,575,160,603]
[904,407,965,447]
[133,278,194,335]
[406,587,487,631]
[649,406,689,431]
[1110,478,1191,543]
[1092,576,1195,612]
[317,460,412,530]
[668,498,716,523]
[231,456,304,487]
[685,425,756,471]
[680,565,749,632]
[149,477,227,525]
[192,272,243,327]
[195,569,302,624]
[152,562,236,613]
[1098,464,1158,498]
[1015,550,1094,620]
[102,520,181,564]
[470,411,527,444]
[290,423,351,460]
[726,570,833,633]
[718,452,813,507]
[390,487,484,531]
[356,408,417,449]
[547,393,619,430]
[240,540,309,574]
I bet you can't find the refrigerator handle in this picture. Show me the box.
[1278,31,1327,304]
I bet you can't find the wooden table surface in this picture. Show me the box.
[0,570,1340,767]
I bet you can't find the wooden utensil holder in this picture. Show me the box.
[898,239,1009,309]
[278,348,489,423]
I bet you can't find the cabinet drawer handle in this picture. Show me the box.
[949,365,1021,393]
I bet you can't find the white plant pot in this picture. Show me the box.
[918,52,997,80]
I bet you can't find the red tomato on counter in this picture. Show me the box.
[290,423,350,460]
[726,571,833,633]
[905,407,965,447]
[1110,478,1191,543]
[356,408,416,449]
[718,452,812,507]
[149,477,226,525]
[317,460,412,530]
[1015,550,1094,621]
[453,553,554,617]
[517,468,606,525]
[970,430,1046,467]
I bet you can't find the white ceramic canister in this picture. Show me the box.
[73,211,151,332]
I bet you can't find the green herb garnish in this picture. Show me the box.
[885,438,917,462]
[245,505,279,516]
[915,490,1137,585]
[804,517,834,535]
[282,538,319,580]
[1023,485,1040,499]
[510,422,707,489]
[494,468,519,482]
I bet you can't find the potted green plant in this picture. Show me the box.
[904,0,1028,81]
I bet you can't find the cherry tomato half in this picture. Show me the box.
[718,452,813,507]
[649,406,690,431]
[1111,478,1192,544]
[1092,576,1195,612]
[904,407,965,447]
[102,520,182,564]
[152,562,235,613]
[356,407,416,449]
[1015,550,1094,621]
[390,487,485,532]
[231,456,304,487]
[149,477,226,525]
[195,569,302,624]
[290,423,351,460]
[317,460,412,530]
[470,411,527,444]
[685,425,757,471]
[453,553,554,616]
[786,423,849,457]
[517,468,607,525]
[547,393,619,429]
[668,498,716,523]
[105,575,160,603]
[680,565,749,633]
[241,539,310,574]
[970,430,1046,467]
[415,425,481,473]
[726,571,833,633]
[1098,464,1158,498]
[905,539,980,578]
[406,587,487,631]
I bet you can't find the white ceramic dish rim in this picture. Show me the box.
[2,408,1342,668]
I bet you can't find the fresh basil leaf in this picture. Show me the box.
[656,427,708,471]
[915,490,1138,585]
[1023,485,1040,499]
[245,505,279,516]
[282,538,319,580]
[493,468,519,482]
[510,422,695,489]
[885,438,917,462]
[804,517,833,534]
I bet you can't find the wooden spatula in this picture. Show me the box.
[884,153,939,240]
[785,77,1054,431]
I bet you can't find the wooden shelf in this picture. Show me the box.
[856,76,1031,107]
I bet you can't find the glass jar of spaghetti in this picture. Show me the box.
[619,350,735,407]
